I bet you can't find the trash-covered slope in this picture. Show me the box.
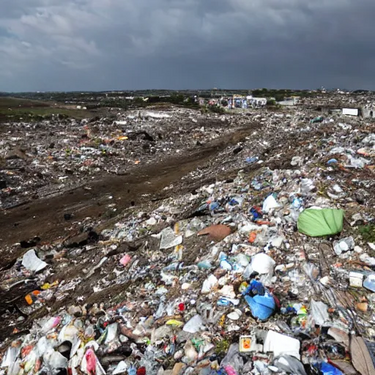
[0,109,374,375]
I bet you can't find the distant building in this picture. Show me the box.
[278,97,299,106]
[233,95,247,109]
[199,94,268,109]
[247,96,267,107]
[208,99,220,106]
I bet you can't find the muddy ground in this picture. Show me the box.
[0,126,258,251]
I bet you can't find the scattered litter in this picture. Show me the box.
[0,101,374,375]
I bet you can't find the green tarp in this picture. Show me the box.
[297,208,344,237]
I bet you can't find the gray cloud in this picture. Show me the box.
[0,0,374,91]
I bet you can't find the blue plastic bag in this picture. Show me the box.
[244,293,275,320]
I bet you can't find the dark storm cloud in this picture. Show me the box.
[1,0,375,91]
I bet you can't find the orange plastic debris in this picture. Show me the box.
[248,231,257,243]
[25,290,41,305]
[25,294,33,305]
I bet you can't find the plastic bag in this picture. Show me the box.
[251,253,275,276]
[183,314,204,333]
[273,355,306,375]
[310,300,330,326]
[262,195,280,213]
[158,227,182,250]
[244,293,275,321]
[201,274,218,293]
[264,331,300,359]
[22,249,47,272]
[221,344,244,374]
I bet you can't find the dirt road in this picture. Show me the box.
[0,125,258,267]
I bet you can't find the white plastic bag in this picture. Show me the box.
[251,253,275,276]
[183,314,204,333]
[201,274,218,294]
[264,331,300,359]
[263,195,280,213]
[310,300,330,326]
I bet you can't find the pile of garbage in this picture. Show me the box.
[0,109,375,375]
[0,108,236,209]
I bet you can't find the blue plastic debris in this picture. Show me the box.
[315,362,343,375]
[209,201,220,211]
[217,297,235,307]
[249,207,263,221]
[242,280,276,320]
[244,293,276,321]
[228,197,244,207]
[246,156,258,164]
[242,280,265,296]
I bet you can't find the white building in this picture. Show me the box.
[248,96,267,107]
[278,97,299,106]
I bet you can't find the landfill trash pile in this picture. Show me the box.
[0,108,242,210]
[0,106,375,375]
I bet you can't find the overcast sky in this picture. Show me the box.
[0,0,374,92]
